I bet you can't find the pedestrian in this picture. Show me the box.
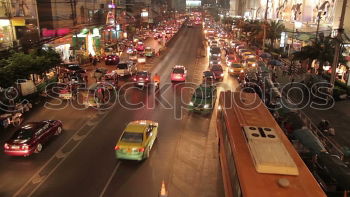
[89,53,93,63]
[92,57,97,67]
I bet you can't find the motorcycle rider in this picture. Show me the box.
[153,73,160,89]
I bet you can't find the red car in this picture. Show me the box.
[105,55,120,65]
[210,65,224,80]
[4,120,63,156]
[171,65,187,82]
[135,42,145,51]
[132,71,151,87]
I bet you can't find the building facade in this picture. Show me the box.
[0,0,40,50]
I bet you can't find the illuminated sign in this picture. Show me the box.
[186,0,201,7]
[108,4,116,8]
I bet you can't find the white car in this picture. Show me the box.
[116,61,137,76]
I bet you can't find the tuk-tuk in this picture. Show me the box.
[102,71,118,89]
[56,82,77,100]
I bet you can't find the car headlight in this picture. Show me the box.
[210,61,213,64]
[189,101,194,106]
[218,61,221,64]
[240,70,244,73]
[204,104,210,109]
[230,68,234,72]
[252,63,256,67]
[220,73,224,77]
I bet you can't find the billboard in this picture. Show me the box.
[186,0,201,7]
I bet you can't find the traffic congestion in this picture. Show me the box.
[1,9,349,197]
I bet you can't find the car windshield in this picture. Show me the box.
[232,64,242,68]
[210,56,219,61]
[145,48,151,52]
[210,47,220,54]
[14,128,35,140]
[194,88,213,99]
[121,132,143,143]
[203,71,213,77]
[173,68,184,74]
[247,58,257,62]
[66,65,81,70]
[117,63,128,69]
[136,72,148,77]
[211,66,222,71]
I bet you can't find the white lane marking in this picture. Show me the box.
[98,162,121,197]
[13,110,112,197]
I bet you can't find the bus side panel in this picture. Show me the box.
[217,120,234,197]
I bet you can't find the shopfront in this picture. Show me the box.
[0,19,14,48]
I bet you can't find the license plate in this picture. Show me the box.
[138,83,144,85]
[12,145,19,149]
[108,59,112,61]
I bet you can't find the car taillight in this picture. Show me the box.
[105,58,107,60]
[21,145,29,150]
[145,77,149,81]
[114,146,120,150]
[138,148,145,152]
[133,77,137,81]
[113,58,116,60]
[4,143,9,149]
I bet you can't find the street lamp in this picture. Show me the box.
[288,21,302,57]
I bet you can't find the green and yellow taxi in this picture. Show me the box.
[144,47,155,57]
[115,120,158,161]
[188,84,217,114]
[228,63,244,76]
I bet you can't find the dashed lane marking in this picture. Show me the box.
[13,109,113,197]
[98,162,121,197]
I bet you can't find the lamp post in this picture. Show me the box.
[288,21,302,57]
[330,0,348,95]
[262,0,269,52]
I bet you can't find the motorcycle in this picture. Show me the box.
[154,81,160,90]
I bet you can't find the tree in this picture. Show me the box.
[0,48,61,88]
[293,35,346,74]
[267,21,285,48]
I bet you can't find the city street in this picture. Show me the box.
[0,26,226,197]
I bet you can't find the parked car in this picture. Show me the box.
[4,120,63,156]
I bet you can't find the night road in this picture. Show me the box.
[0,25,226,197]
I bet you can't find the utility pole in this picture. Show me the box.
[262,0,269,51]
[330,0,348,93]
[70,0,77,26]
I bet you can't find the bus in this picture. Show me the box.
[216,91,327,197]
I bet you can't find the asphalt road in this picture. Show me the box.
[0,26,228,197]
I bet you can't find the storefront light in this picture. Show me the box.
[0,19,10,26]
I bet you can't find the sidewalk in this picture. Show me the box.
[273,65,350,157]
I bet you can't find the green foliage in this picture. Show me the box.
[292,35,346,74]
[0,48,62,88]
[267,21,285,48]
